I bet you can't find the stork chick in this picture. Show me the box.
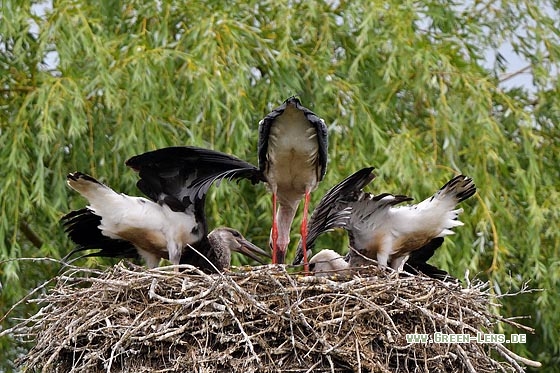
[309,249,350,277]
[63,172,269,272]
[346,175,476,270]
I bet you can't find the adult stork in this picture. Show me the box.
[258,96,328,269]
[62,147,268,272]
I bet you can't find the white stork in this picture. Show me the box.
[258,96,328,270]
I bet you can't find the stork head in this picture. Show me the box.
[208,227,270,266]
[309,249,350,277]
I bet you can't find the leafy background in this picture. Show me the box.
[1,0,558,371]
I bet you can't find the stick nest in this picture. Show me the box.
[6,262,539,372]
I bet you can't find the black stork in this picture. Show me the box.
[62,147,268,272]
[343,173,476,271]
[258,96,328,269]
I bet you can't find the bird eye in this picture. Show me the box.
[232,230,241,238]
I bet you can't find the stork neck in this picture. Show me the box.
[207,233,230,271]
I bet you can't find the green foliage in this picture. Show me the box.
[1,0,559,370]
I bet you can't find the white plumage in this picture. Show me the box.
[67,172,201,268]
[347,175,476,270]
[309,249,350,277]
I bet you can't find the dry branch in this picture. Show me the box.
[3,262,540,372]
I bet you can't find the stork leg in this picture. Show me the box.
[377,237,393,273]
[271,193,279,264]
[391,254,409,272]
[137,248,161,269]
[274,204,298,264]
[300,189,312,273]
[169,244,182,273]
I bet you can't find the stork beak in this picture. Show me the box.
[234,238,271,264]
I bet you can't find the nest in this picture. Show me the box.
[4,261,540,372]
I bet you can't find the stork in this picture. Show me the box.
[308,242,457,281]
[62,147,268,272]
[308,249,350,277]
[344,174,476,271]
[63,210,267,272]
[258,96,328,269]
[294,167,471,281]
[202,227,268,271]
[63,172,268,272]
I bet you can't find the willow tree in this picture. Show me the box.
[1,0,558,370]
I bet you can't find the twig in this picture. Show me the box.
[495,343,542,368]
[499,64,532,83]
[18,220,44,249]
[4,261,541,372]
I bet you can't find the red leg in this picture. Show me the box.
[271,193,279,264]
[301,190,311,273]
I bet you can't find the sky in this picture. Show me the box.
[485,47,534,91]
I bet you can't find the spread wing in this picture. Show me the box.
[292,167,376,265]
[126,146,262,209]
[126,146,264,236]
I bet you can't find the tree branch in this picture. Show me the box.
[499,64,532,83]
[19,220,43,249]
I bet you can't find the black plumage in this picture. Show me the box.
[257,96,329,268]
[62,147,269,272]
[292,167,376,265]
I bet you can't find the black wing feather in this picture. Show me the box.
[126,146,257,172]
[257,96,328,180]
[126,146,263,237]
[126,146,261,206]
[292,167,376,265]
[295,99,328,181]
[257,100,287,172]
[185,167,264,202]
[61,208,139,262]
[403,237,459,282]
